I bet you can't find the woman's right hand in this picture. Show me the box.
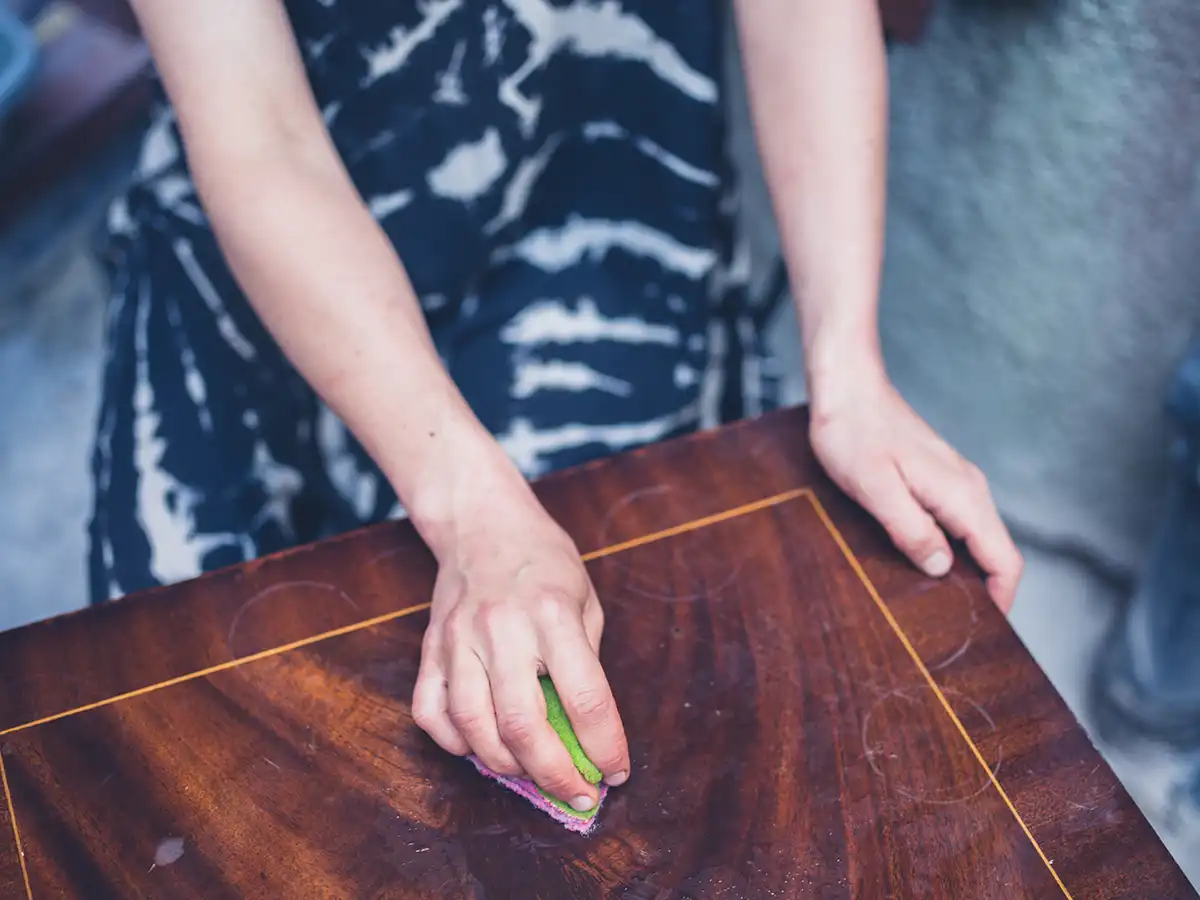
[125,0,626,810]
[409,445,630,812]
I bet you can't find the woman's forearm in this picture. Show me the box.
[733,0,890,396]
[197,147,517,552]
[131,0,522,555]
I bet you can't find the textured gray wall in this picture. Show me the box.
[733,0,1200,573]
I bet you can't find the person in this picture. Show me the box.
[1092,336,1200,816]
[90,0,1023,815]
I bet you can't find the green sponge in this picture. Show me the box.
[467,675,610,833]
[541,676,603,785]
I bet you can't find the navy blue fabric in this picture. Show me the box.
[88,0,779,603]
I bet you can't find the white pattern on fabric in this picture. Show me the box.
[500,297,679,347]
[87,0,780,603]
[500,216,717,279]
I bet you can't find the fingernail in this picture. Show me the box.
[605,770,628,787]
[923,551,952,578]
[571,794,596,812]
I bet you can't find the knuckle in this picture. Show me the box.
[844,466,873,499]
[590,737,628,771]
[420,623,441,653]
[887,514,935,554]
[411,705,436,732]
[809,418,848,460]
[539,768,578,797]
[448,706,485,734]
[567,566,592,598]
[533,590,574,626]
[568,686,613,721]
[496,711,539,748]
[1010,546,1026,577]
[917,520,945,549]
[851,463,895,506]
[964,461,989,490]
[411,694,441,731]
[908,530,943,557]
[483,753,522,778]
[443,609,473,644]
[949,480,978,511]
[475,599,517,633]
[595,750,627,775]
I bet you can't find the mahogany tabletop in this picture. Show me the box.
[0,406,1192,899]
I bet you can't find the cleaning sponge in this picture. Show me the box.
[467,676,608,834]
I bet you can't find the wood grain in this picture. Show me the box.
[0,407,1192,899]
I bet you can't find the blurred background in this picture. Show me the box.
[0,0,1197,885]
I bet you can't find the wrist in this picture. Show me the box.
[792,273,883,401]
[803,322,887,419]
[400,420,536,562]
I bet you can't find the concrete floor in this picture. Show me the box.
[1,244,105,628]
[0,130,128,630]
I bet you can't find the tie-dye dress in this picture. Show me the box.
[88,0,781,603]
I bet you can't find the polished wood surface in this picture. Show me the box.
[0,407,1192,899]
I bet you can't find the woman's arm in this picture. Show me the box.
[734,0,1024,609]
[130,0,493,545]
[733,0,888,384]
[128,0,629,805]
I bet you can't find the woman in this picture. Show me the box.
[91,0,1022,815]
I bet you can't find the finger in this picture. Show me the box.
[840,462,955,579]
[540,609,631,788]
[412,647,470,756]
[482,619,597,811]
[447,649,523,776]
[907,462,1024,613]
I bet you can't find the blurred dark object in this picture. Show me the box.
[1092,340,1200,751]
[64,0,138,35]
[882,0,936,42]
[0,1,150,234]
[953,0,1062,12]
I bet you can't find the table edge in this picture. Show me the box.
[1,487,1097,898]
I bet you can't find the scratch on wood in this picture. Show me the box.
[227,581,361,661]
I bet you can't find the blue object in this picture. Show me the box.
[0,7,37,122]
[1092,337,1200,811]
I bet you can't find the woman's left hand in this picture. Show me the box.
[808,365,1024,613]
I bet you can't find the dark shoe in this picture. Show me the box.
[1091,478,1200,749]
[1091,340,1200,750]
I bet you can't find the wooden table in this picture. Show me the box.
[0,407,1191,898]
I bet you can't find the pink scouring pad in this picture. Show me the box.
[468,677,608,834]
[468,757,609,834]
